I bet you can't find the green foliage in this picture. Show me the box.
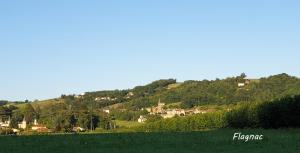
[145,115,163,123]
[5,73,300,133]
[258,95,300,128]
[141,112,226,132]
[0,100,8,106]
[57,74,300,111]
[0,106,12,116]
[226,95,300,129]
[22,103,36,123]
[99,115,114,130]
[129,73,300,109]
[10,109,23,128]
[111,109,148,121]
[226,103,259,128]
[132,79,177,97]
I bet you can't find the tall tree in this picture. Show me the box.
[22,103,36,123]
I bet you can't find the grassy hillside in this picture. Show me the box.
[11,73,300,110]
[11,98,64,109]
[0,129,299,153]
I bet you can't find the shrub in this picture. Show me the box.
[141,112,227,132]
[226,103,259,128]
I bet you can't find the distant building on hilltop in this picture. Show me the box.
[125,92,134,99]
[238,79,251,87]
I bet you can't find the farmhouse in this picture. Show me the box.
[138,115,147,123]
[0,118,10,128]
[31,119,49,132]
[0,108,12,128]
[238,83,246,87]
[75,93,86,99]
[125,92,134,99]
[18,118,27,129]
[185,109,207,115]
[162,109,186,119]
[95,97,118,101]
[103,109,110,114]
[238,79,251,87]
[73,127,85,132]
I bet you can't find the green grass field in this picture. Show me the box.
[0,129,299,153]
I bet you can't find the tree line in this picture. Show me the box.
[140,95,300,131]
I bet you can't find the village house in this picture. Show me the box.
[72,127,85,132]
[149,99,166,115]
[31,119,49,132]
[18,118,27,129]
[238,79,251,87]
[0,118,10,128]
[95,97,118,101]
[238,83,246,87]
[75,93,86,99]
[138,115,147,123]
[0,114,10,128]
[125,92,134,99]
[162,109,186,119]
[185,109,206,115]
[103,109,110,114]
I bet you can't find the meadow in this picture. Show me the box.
[0,129,299,153]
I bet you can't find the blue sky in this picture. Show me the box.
[1,0,300,101]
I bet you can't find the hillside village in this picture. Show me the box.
[0,114,87,134]
[0,115,51,134]
[0,73,299,135]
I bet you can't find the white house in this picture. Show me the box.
[31,119,49,132]
[138,115,147,123]
[163,109,186,119]
[0,120,10,128]
[73,127,85,132]
[238,83,245,87]
[18,118,27,129]
[103,109,110,114]
[0,116,11,128]
[125,92,134,99]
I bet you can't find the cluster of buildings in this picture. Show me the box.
[95,97,118,101]
[94,92,135,102]
[148,100,206,118]
[0,116,50,134]
[138,99,208,123]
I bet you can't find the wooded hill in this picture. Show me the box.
[5,73,300,110]
[1,73,300,132]
[67,73,300,110]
